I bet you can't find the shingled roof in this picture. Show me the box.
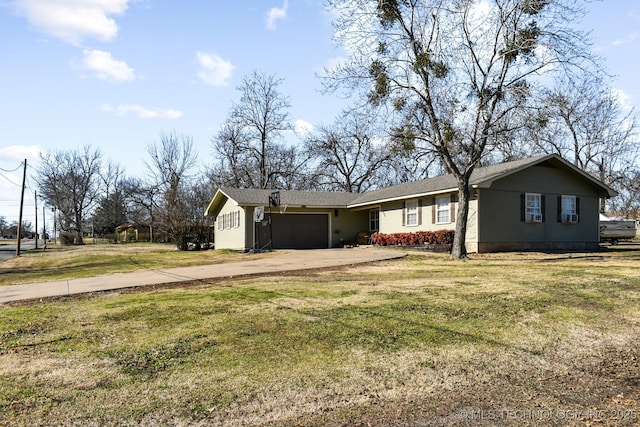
[205,187,361,216]
[348,154,616,207]
[348,155,548,207]
[205,154,616,216]
[219,188,361,207]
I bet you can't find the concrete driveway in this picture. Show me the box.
[0,247,406,304]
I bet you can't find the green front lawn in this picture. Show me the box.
[1,247,639,425]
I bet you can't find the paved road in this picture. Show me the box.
[0,247,406,303]
[0,239,38,261]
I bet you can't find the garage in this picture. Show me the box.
[257,213,329,249]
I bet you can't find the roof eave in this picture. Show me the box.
[348,187,459,208]
[472,154,618,198]
[240,203,350,209]
[204,189,233,217]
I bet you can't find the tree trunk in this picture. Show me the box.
[451,183,470,259]
[75,209,84,245]
[598,163,607,213]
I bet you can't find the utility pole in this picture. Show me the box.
[16,159,27,256]
[42,205,47,250]
[52,207,57,244]
[34,190,38,249]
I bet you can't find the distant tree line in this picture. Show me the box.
[36,51,639,251]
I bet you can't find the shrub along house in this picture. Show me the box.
[204,154,617,253]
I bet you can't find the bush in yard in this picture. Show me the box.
[434,230,455,245]
[371,230,454,246]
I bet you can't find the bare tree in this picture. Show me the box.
[305,109,393,192]
[525,73,639,212]
[146,132,199,250]
[0,216,8,237]
[609,171,640,218]
[92,162,127,238]
[184,177,215,249]
[210,120,253,188]
[121,177,160,242]
[36,145,102,244]
[210,71,296,190]
[326,0,593,258]
[378,148,440,186]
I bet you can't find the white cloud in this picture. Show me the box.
[612,32,639,47]
[81,49,135,82]
[322,55,348,74]
[0,145,41,199]
[101,104,183,119]
[266,0,288,30]
[0,145,41,164]
[294,119,314,135]
[196,51,234,86]
[611,89,634,110]
[10,0,131,46]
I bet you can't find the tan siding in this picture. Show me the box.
[379,201,406,234]
[379,196,457,234]
[330,208,369,246]
[214,199,246,250]
[466,197,479,245]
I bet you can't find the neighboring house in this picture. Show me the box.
[115,224,151,243]
[205,154,617,253]
[2,226,20,239]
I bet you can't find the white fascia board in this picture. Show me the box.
[204,189,228,217]
[347,188,459,209]
[243,203,348,209]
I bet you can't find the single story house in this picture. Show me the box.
[204,154,617,253]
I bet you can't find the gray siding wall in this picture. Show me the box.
[244,207,257,249]
[477,165,601,252]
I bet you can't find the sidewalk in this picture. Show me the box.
[0,247,406,303]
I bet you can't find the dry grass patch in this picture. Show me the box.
[1,246,640,426]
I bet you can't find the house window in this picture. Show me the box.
[561,195,579,223]
[369,208,379,232]
[217,215,224,231]
[233,210,241,228]
[525,193,543,222]
[436,196,450,224]
[405,200,418,226]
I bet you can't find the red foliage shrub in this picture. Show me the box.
[434,229,455,245]
[370,230,454,246]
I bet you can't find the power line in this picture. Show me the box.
[0,171,22,187]
[0,161,24,173]
[24,173,35,192]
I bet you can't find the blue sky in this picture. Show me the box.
[0,0,638,229]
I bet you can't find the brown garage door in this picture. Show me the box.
[258,213,328,249]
